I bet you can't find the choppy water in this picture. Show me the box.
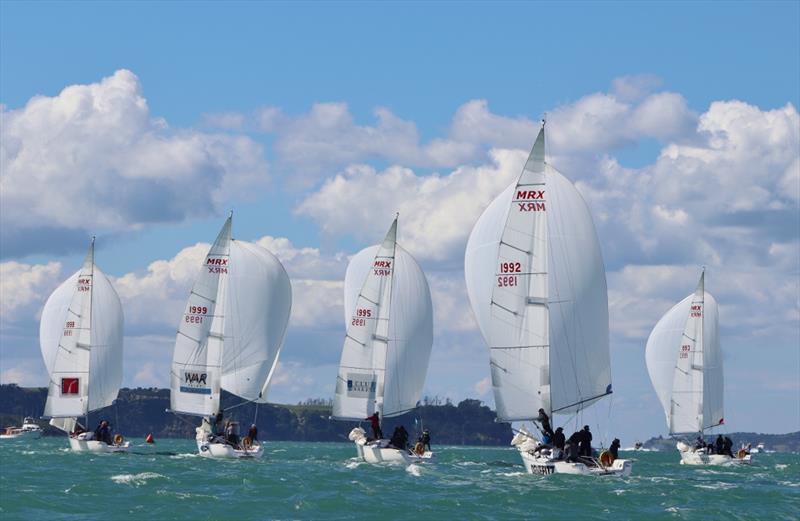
[0,438,797,520]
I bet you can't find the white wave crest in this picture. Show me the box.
[111,472,167,485]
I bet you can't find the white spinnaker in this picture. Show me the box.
[333,219,434,420]
[170,217,231,417]
[465,126,611,421]
[40,240,124,420]
[645,272,723,434]
[220,240,292,403]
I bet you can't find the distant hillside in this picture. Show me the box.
[0,385,511,446]
[643,432,800,453]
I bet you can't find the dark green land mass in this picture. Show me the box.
[0,384,512,445]
[4,385,797,450]
[643,432,800,453]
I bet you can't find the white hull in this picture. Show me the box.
[68,436,130,453]
[677,443,752,466]
[348,427,433,464]
[0,430,42,440]
[519,449,632,476]
[197,440,264,459]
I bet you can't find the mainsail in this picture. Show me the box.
[333,217,433,421]
[464,125,611,422]
[645,271,723,434]
[40,239,124,421]
[170,216,292,417]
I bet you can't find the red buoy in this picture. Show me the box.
[145,433,155,444]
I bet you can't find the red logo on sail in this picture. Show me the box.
[61,378,79,395]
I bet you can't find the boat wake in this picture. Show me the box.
[406,463,422,477]
[111,472,168,485]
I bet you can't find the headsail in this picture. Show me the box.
[465,125,611,422]
[170,217,232,417]
[40,239,124,420]
[645,271,723,434]
[333,217,433,420]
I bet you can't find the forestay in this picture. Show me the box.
[40,239,124,420]
[464,125,611,422]
[645,272,723,434]
[333,218,433,421]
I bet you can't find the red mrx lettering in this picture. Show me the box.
[373,260,392,276]
[516,190,546,212]
[206,257,228,274]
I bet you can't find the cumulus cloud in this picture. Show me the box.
[0,260,62,322]
[0,69,269,257]
[197,77,697,189]
[296,150,524,261]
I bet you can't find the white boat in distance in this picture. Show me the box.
[645,270,751,466]
[0,417,43,440]
[169,214,292,459]
[465,124,631,476]
[333,216,434,464]
[39,238,129,453]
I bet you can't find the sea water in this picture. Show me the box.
[0,438,797,520]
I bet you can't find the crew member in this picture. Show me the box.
[94,420,112,444]
[247,424,258,442]
[421,428,431,451]
[579,425,593,457]
[609,438,621,460]
[535,408,554,438]
[722,436,734,457]
[365,412,383,439]
[552,427,566,450]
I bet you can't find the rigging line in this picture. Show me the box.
[224,395,261,412]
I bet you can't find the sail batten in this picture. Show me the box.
[333,218,433,421]
[465,125,611,422]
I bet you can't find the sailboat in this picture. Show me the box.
[645,270,751,465]
[333,216,434,464]
[465,123,631,476]
[39,238,128,453]
[0,418,43,440]
[169,214,291,459]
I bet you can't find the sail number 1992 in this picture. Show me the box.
[498,262,521,287]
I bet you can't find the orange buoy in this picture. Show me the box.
[145,433,155,444]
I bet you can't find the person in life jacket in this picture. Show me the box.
[365,412,382,440]
[247,424,258,442]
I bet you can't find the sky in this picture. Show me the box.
[1,1,798,444]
